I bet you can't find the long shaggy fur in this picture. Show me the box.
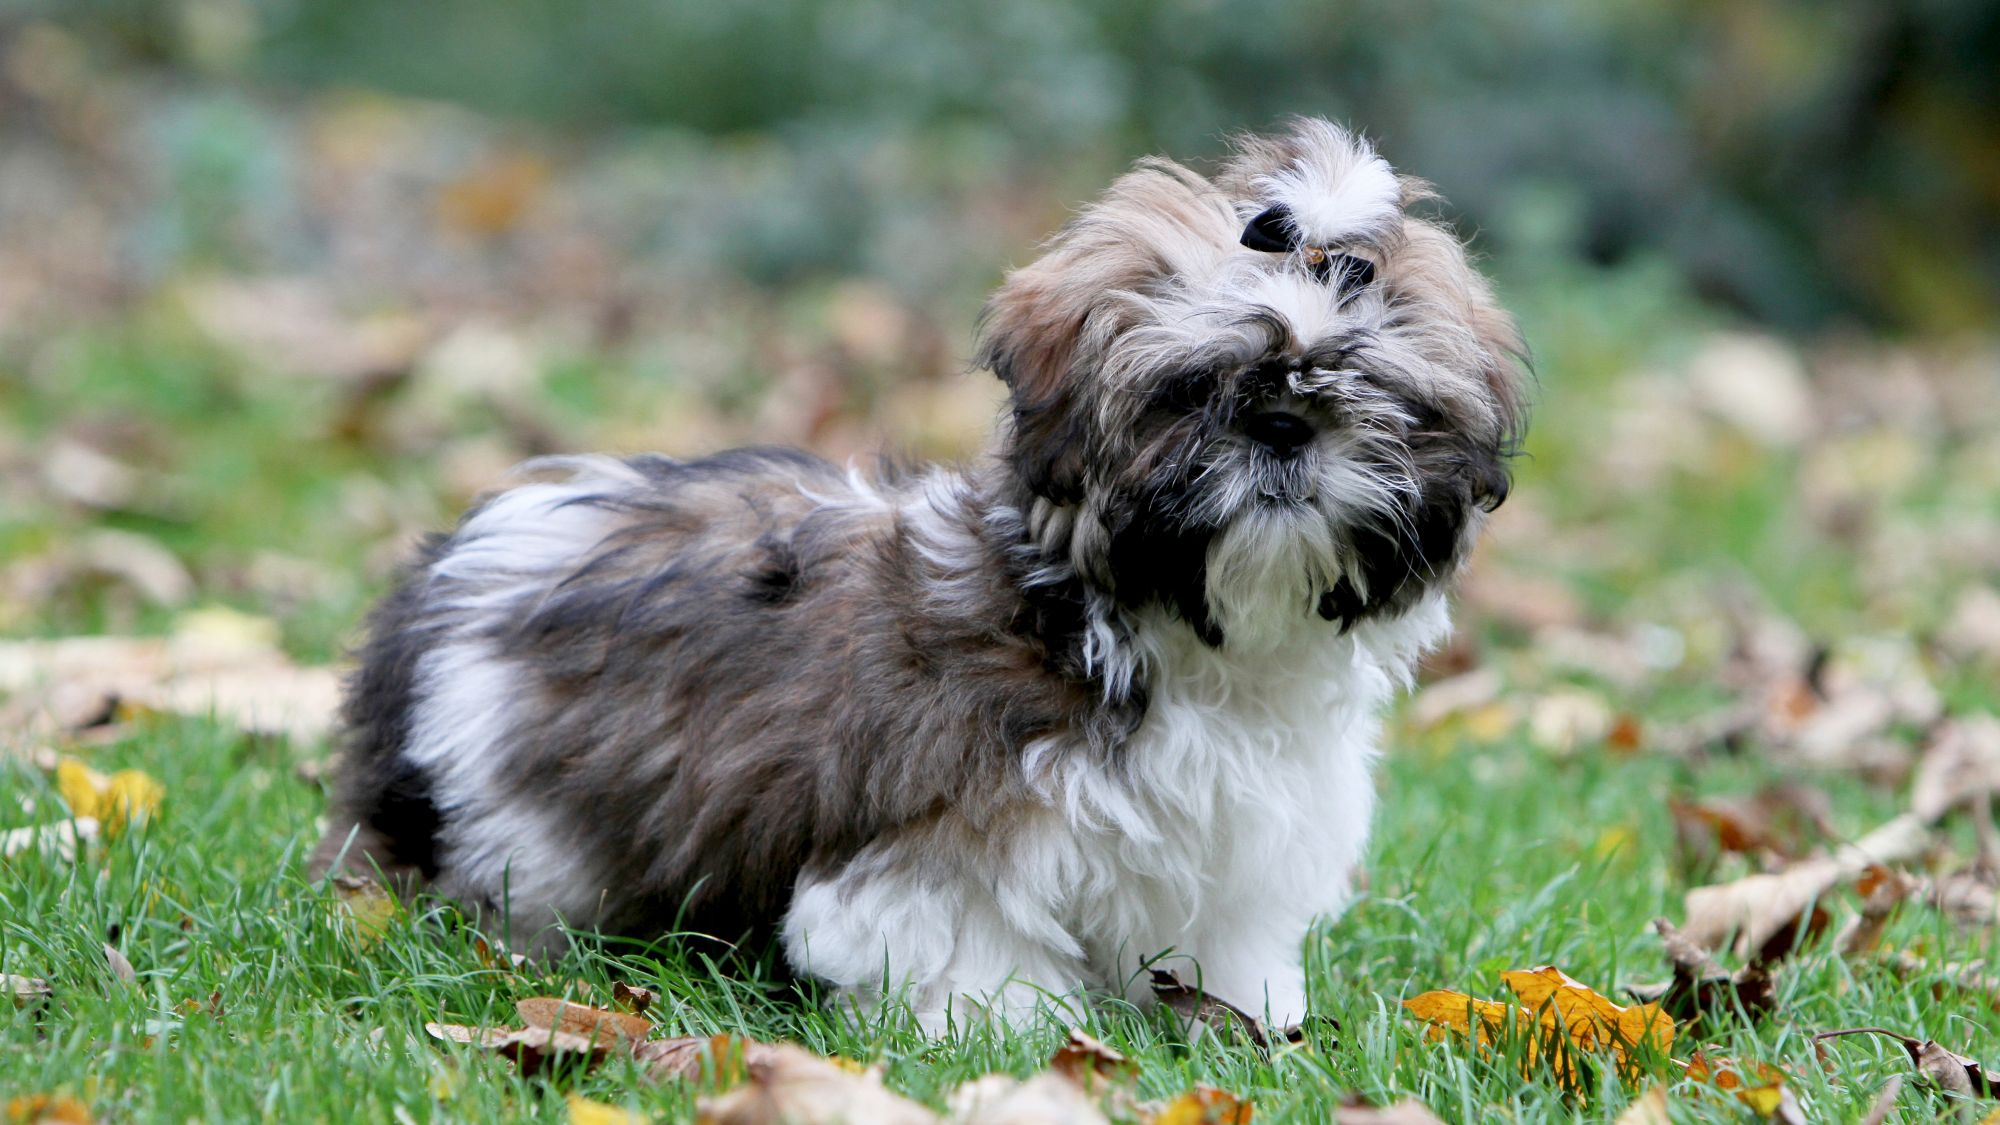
[314,119,1528,1031]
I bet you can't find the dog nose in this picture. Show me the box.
[1242,411,1315,457]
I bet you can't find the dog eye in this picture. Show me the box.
[1308,252,1375,292]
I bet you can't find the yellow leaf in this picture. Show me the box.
[4,1094,95,1124]
[1151,1086,1253,1124]
[1501,965,1675,1056]
[1613,1086,1669,1125]
[567,1095,645,1125]
[331,876,398,949]
[54,759,162,834]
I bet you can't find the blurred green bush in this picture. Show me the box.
[30,0,2000,334]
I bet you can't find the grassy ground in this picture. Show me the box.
[4,91,2000,1124]
[1,706,1993,1121]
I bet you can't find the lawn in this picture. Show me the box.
[4,77,2000,1125]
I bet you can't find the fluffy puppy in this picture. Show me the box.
[313,119,1527,1032]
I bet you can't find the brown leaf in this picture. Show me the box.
[1150,970,1268,1049]
[1610,1086,1669,1125]
[425,1021,612,1077]
[695,1043,938,1125]
[1683,1051,1803,1122]
[1912,715,2000,822]
[515,997,652,1046]
[102,943,135,985]
[612,981,656,1014]
[1145,1085,1252,1125]
[1048,1028,1137,1086]
[1815,1028,1998,1099]
[1680,811,1931,958]
[3,1093,97,1124]
[5,975,52,1011]
[946,1073,1110,1125]
[633,1034,786,1085]
[0,818,98,862]
[1332,1095,1447,1124]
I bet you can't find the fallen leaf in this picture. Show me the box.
[1840,866,1921,955]
[1048,1029,1137,1087]
[567,1095,647,1125]
[1815,1028,1998,1099]
[2,1094,95,1124]
[331,876,399,949]
[695,1043,938,1124]
[1406,966,1676,1090]
[1611,1086,1669,1125]
[1680,810,1931,959]
[0,818,98,861]
[54,759,162,834]
[612,981,656,1014]
[1501,965,1675,1061]
[1333,1095,1446,1124]
[1150,970,1268,1049]
[1626,917,1777,1027]
[1684,1051,1801,1120]
[4,974,52,1010]
[516,997,652,1046]
[946,1072,1110,1125]
[633,1033,785,1085]
[425,1021,612,1077]
[101,943,135,985]
[1147,1086,1251,1125]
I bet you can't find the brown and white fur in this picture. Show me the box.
[313,119,1527,1032]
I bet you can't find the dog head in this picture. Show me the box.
[979,119,1527,651]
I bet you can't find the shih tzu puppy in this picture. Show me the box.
[314,119,1526,1032]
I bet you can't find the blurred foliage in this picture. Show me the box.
[22,0,2000,333]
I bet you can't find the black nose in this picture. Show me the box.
[1242,411,1315,457]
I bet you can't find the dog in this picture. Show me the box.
[313,118,1527,1033]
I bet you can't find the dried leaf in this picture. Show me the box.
[1150,970,1268,1049]
[1406,967,1676,1090]
[946,1072,1110,1125]
[101,943,135,986]
[633,1033,785,1085]
[2,1094,96,1124]
[567,1095,647,1125]
[1500,965,1675,1060]
[1147,1086,1251,1125]
[0,818,98,862]
[1048,1029,1137,1087]
[1626,917,1778,1027]
[4,974,52,1010]
[515,997,652,1046]
[1611,1086,1669,1125]
[330,876,398,949]
[424,1021,612,1077]
[1332,1095,1446,1124]
[1684,1052,1801,1120]
[694,1043,938,1124]
[1815,1028,1998,1099]
[612,981,656,1014]
[54,759,162,834]
[1680,811,1931,958]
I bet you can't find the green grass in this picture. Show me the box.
[3,707,1995,1122]
[4,217,1998,1122]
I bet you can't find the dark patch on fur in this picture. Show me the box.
[316,532,454,881]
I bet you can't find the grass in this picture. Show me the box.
[2,700,1995,1121]
[3,223,1999,1122]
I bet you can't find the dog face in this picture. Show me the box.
[979,120,1527,651]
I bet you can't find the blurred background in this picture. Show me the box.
[1,0,1996,751]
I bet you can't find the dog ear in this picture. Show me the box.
[978,161,1230,503]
